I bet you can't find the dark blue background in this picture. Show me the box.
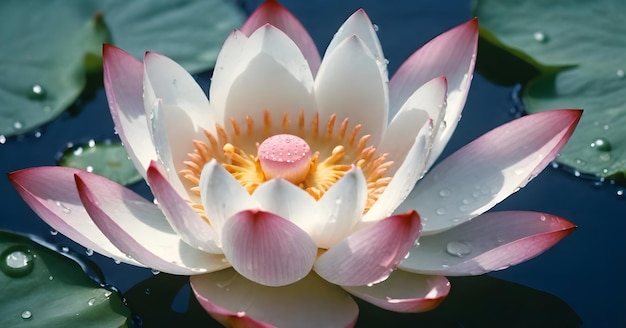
[1,0,623,326]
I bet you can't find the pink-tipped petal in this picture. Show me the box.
[314,168,368,249]
[343,270,450,313]
[8,167,138,265]
[221,210,317,287]
[199,160,257,241]
[379,76,447,172]
[390,19,478,167]
[216,25,316,126]
[315,35,388,146]
[362,120,432,223]
[400,109,582,235]
[103,44,156,176]
[315,211,421,286]
[191,268,358,328]
[74,171,228,275]
[146,161,221,254]
[324,9,384,67]
[241,0,321,74]
[399,211,576,276]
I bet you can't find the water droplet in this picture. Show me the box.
[21,310,32,320]
[104,291,112,298]
[1,246,35,278]
[435,208,446,215]
[335,197,343,205]
[592,181,603,189]
[49,229,58,236]
[61,246,69,253]
[438,189,451,197]
[0,135,5,144]
[87,297,96,306]
[113,259,121,265]
[55,201,71,214]
[372,23,379,32]
[446,241,472,257]
[590,137,611,151]
[533,31,548,42]
[29,84,46,100]
[13,121,23,130]
[144,288,151,295]
[151,269,160,275]
[551,162,559,169]
[617,188,624,198]
[85,248,93,256]
[617,69,624,78]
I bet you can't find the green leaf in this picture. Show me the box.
[0,0,110,138]
[1,0,245,138]
[58,140,142,186]
[0,231,130,327]
[99,0,246,73]
[473,0,626,181]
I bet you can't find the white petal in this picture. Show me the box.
[252,178,317,235]
[314,168,367,248]
[379,76,447,175]
[315,35,388,146]
[212,25,315,125]
[362,120,432,223]
[324,9,384,64]
[199,160,257,241]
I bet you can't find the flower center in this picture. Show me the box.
[180,110,393,218]
[257,134,311,184]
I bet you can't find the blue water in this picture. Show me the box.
[1,0,623,326]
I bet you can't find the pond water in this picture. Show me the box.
[1,0,623,327]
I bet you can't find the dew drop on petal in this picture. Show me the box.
[446,241,472,258]
[151,269,160,275]
[50,229,58,236]
[87,298,96,306]
[85,248,93,256]
[29,84,46,100]
[438,189,451,198]
[0,135,6,144]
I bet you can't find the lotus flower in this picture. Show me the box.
[9,1,581,326]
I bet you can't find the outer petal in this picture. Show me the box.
[209,30,247,125]
[399,109,582,235]
[315,211,421,286]
[241,0,321,74]
[221,210,317,287]
[389,19,478,167]
[314,168,368,249]
[191,268,358,328]
[213,25,316,125]
[146,161,221,254]
[379,76,447,173]
[315,35,388,146]
[74,171,228,275]
[362,120,432,223]
[343,270,449,313]
[399,211,576,276]
[103,44,156,177]
[8,167,138,265]
[199,160,257,242]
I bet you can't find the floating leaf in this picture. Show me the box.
[58,139,142,186]
[99,0,246,73]
[0,0,109,138]
[1,0,245,138]
[0,231,130,327]
[474,0,626,182]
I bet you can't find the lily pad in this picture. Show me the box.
[473,0,626,182]
[0,0,109,138]
[58,139,142,186]
[1,0,245,139]
[0,230,130,327]
[99,0,246,73]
